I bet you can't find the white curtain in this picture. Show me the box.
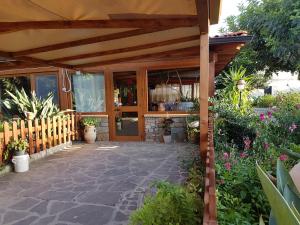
[73,74,105,112]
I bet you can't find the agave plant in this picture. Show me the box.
[2,88,64,120]
[256,160,300,225]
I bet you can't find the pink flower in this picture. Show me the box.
[244,137,251,150]
[289,123,297,133]
[259,113,265,121]
[224,162,231,171]
[267,111,272,118]
[223,152,229,160]
[279,154,288,161]
[263,142,269,150]
[240,152,248,158]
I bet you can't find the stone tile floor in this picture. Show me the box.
[0,142,197,225]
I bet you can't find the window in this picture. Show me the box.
[148,68,200,112]
[72,73,106,112]
[35,75,59,104]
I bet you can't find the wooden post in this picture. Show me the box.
[63,118,67,143]
[12,121,18,141]
[27,120,34,154]
[71,114,75,141]
[41,118,46,150]
[20,120,26,140]
[57,116,62,144]
[3,122,10,146]
[199,32,210,160]
[53,117,57,146]
[34,119,40,152]
[47,117,52,147]
[67,115,71,142]
[209,53,217,98]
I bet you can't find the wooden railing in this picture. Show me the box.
[203,114,218,225]
[0,115,75,163]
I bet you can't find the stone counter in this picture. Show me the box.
[144,115,190,143]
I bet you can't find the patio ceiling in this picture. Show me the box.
[0,0,251,74]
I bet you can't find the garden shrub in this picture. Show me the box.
[212,100,257,150]
[129,181,199,225]
[216,149,272,224]
[253,92,300,109]
[213,94,300,224]
[252,95,276,108]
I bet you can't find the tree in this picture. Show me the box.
[220,0,300,78]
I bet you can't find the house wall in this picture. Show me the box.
[0,58,202,143]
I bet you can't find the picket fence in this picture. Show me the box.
[0,114,75,163]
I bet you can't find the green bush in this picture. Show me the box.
[253,95,276,108]
[129,181,199,225]
[253,92,300,109]
[216,149,271,224]
[212,100,257,150]
[213,93,300,224]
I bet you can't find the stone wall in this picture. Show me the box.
[145,116,187,143]
[96,117,109,141]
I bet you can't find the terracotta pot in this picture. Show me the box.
[84,125,96,143]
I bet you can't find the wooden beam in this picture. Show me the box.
[12,28,173,57]
[0,51,73,69]
[0,17,198,32]
[199,35,210,159]
[17,56,74,69]
[53,35,200,62]
[209,52,217,96]
[195,0,209,33]
[75,46,200,68]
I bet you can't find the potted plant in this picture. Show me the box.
[8,139,29,173]
[161,118,174,144]
[81,117,99,144]
[178,92,194,111]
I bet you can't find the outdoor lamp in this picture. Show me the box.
[237,79,246,91]
[237,79,246,108]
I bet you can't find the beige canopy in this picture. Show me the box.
[0,0,222,70]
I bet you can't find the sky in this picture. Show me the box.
[209,0,246,36]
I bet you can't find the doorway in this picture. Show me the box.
[111,71,142,141]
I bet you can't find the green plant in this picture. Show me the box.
[0,121,3,132]
[186,115,199,144]
[129,181,199,225]
[80,117,100,127]
[216,66,254,112]
[256,161,300,224]
[161,118,173,135]
[6,139,29,156]
[2,88,64,120]
[253,95,276,108]
[216,148,271,224]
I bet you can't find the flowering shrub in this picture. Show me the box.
[213,96,300,224]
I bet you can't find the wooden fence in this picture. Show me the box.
[203,114,218,225]
[0,114,75,164]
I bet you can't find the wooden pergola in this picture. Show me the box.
[0,0,236,157]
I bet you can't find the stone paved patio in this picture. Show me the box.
[0,142,196,225]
